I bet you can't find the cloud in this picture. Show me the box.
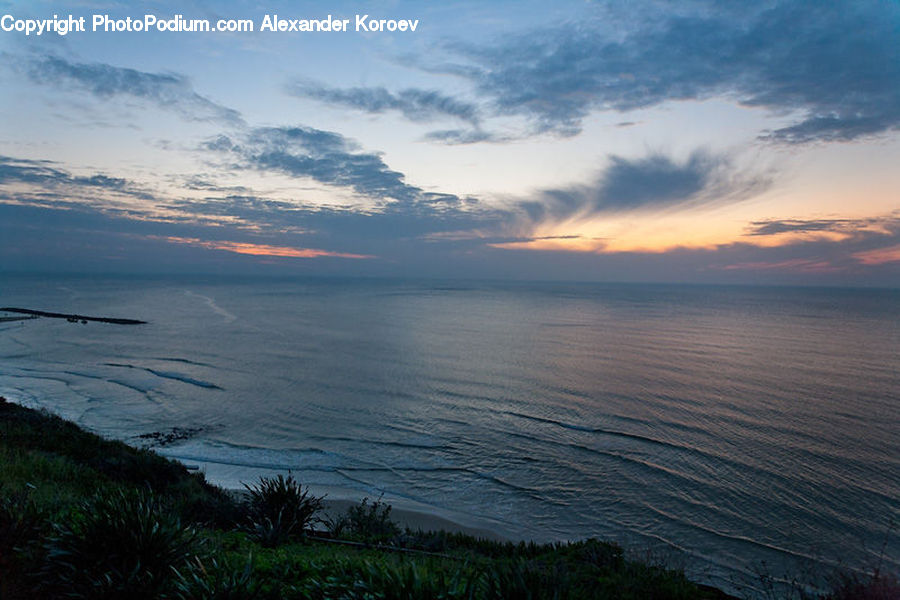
[719,214,900,271]
[1,146,764,260]
[0,155,147,199]
[204,126,472,209]
[0,155,78,186]
[159,236,373,259]
[716,258,844,273]
[744,217,899,238]
[517,150,766,224]
[288,81,481,125]
[422,128,507,144]
[853,244,900,266]
[3,184,898,284]
[593,153,715,211]
[418,0,899,142]
[25,55,244,126]
[745,219,854,236]
[0,143,502,259]
[288,81,501,145]
[165,195,314,233]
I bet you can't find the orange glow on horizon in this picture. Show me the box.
[161,236,374,259]
[488,213,738,254]
[487,210,899,259]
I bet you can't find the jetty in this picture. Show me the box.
[0,307,147,325]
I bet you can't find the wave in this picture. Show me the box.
[152,356,217,368]
[500,409,685,450]
[308,434,454,452]
[104,362,222,390]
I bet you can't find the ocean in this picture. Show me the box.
[1,274,898,596]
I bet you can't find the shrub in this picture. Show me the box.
[327,495,400,542]
[41,488,200,599]
[242,475,323,545]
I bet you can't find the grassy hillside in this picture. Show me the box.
[1,397,891,599]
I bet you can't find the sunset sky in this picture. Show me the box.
[1,0,898,285]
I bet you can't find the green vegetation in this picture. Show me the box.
[244,474,324,547]
[325,495,400,542]
[1,396,894,599]
[41,489,200,599]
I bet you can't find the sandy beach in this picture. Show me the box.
[227,481,510,542]
[317,497,509,541]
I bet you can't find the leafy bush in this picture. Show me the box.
[41,488,200,599]
[327,495,400,542]
[243,475,323,546]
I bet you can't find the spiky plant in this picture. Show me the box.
[242,474,323,544]
[41,488,200,600]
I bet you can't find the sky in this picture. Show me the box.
[1,0,899,285]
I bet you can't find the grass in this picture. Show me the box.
[2,396,892,599]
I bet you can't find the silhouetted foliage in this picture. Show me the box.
[243,474,324,546]
[41,489,200,599]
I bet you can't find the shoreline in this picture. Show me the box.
[162,454,521,543]
[229,484,511,542]
[2,391,513,543]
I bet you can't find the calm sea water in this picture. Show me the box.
[1,274,898,595]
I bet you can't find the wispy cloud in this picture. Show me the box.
[422,128,506,144]
[287,81,503,145]
[25,55,245,126]
[0,155,157,208]
[516,150,767,225]
[744,217,899,239]
[0,155,123,188]
[288,80,481,126]
[203,126,473,210]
